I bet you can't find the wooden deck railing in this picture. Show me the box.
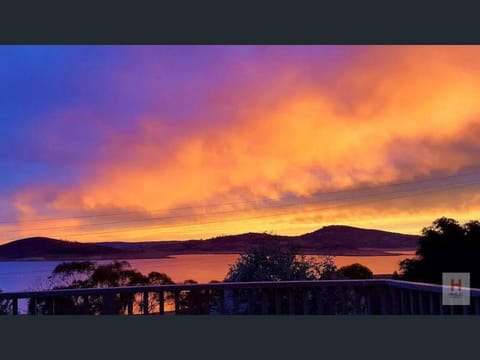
[1,279,480,315]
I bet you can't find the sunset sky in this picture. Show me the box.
[1,45,480,244]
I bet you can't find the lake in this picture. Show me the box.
[0,252,415,293]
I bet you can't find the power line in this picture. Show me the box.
[6,178,479,241]
[1,168,479,225]
[2,177,479,235]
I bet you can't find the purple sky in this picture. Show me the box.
[1,46,480,243]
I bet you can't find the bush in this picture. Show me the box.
[28,260,174,315]
[338,263,373,279]
[398,217,480,287]
[224,244,337,282]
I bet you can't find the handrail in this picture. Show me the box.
[1,279,480,300]
[0,279,386,299]
[385,279,480,297]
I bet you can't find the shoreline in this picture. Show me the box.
[0,248,416,262]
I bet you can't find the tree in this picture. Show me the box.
[224,243,337,282]
[398,217,480,288]
[338,263,373,279]
[223,244,343,314]
[174,280,213,314]
[29,260,175,315]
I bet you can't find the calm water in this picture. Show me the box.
[0,252,414,293]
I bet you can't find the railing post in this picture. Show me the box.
[127,295,134,315]
[409,290,415,314]
[231,289,238,314]
[418,292,424,315]
[223,289,235,315]
[288,289,295,315]
[400,289,406,315]
[218,289,225,315]
[206,289,214,315]
[157,291,164,315]
[388,286,400,315]
[261,290,269,315]
[428,293,435,315]
[367,287,376,315]
[315,288,324,315]
[378,286,390,315]
[448,305,454,315]
[378,286,388,315]
[12,298,18,315]
[143,292,149,315]
[353,288,363,315]
[368,286,383,314]
[174,291,180,315]
[275,289,282,315]
[248,289,255,315]
[31,297,37,315]
[83,295,90,315]
[102,294,115,315]
[302,289,309,315]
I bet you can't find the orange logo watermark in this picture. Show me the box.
[451,278,462,292]
[443,273,470,306]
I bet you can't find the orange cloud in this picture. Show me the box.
[5,46,480,243]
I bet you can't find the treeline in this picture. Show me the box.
[2,216,479,315]
[0,245,374,315]
[395,217,480,288]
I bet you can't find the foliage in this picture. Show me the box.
[398,217,480,287]
[222,244,352,314]
[0,290,11,315]
[28,260,174,315]
[224,243,338,282]
[14,243,379,315]
[338,263,373,279]
[174,280,218,315]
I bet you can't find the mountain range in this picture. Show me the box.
[0,225,420,260]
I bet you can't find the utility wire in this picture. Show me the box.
[5,178,478,241]
[2,178,479,235]
[0,168,479,225]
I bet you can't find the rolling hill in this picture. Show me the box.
[0,237,123,260]
[0,225,420,260]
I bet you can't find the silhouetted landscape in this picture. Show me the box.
[2,46,480,318]
[0,225,419,260]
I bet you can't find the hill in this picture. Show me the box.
[99,226,419,256]
[298,225,419,252]
[0,226,420,260]
[0,237,123,260]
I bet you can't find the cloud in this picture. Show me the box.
[4,46,480,242]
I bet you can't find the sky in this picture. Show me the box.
[1,45,480,244]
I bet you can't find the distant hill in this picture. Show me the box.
[298,225,419,251]
[0,226,420,260]
[0,237,123,260]
[99,226,419,256]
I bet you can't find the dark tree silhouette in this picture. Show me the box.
[222,244,346,314]
[224,243,337,282]
[29,260,174,315]
[398,217,480,288]
[174,280,213,314]
[338,263,373,279]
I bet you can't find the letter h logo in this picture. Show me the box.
[451,278,462,292]
[443,273,470,306]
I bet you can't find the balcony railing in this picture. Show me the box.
[1,279,480,315]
